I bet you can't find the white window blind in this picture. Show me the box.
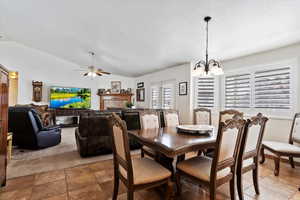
[254,67,291,110]
[150,82,175,109]
[225,73,251,109]
[195,77,215,108]
[151,86,161,109]
[162,84,173,109]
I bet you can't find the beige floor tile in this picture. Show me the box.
[31,179,67,200]
[68,184,106,200]
[34,169,66,185]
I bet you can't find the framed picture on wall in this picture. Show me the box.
[136,88,145,102]
[111,81,121,94]
[179,82,188,96]
[137,82,144,88]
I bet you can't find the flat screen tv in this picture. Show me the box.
[50,86,91,109]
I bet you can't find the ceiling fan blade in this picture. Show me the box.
[96,72,103,76]
[100,71,111,75]
[83,72,89,76]
[96,69,111,74]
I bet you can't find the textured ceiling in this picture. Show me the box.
[1,0,300,77]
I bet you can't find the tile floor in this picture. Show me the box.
[1,157,300,200]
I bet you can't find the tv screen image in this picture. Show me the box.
[50,87,91,109]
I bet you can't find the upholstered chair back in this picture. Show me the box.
[240,113,268,167]
[194,108,211,125]
[109,113,133,183]
[163,110,179,127]
[212,116,246,178]
[219,109,244,124]
[290,113,300,144]
[244,113,268,154]
[139,110,160,129]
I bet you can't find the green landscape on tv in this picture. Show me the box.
[50,87,91,109]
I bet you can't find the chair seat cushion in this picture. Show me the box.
[120,157,171,185]
[263,141,300,154]
[177,156,230,181]
[142,146,156,156]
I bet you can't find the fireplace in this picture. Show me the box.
[98,93,133,110]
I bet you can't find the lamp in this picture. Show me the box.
[194,16,224,76]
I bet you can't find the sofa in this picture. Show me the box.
[75,111,141,157]
[8,107,61,149]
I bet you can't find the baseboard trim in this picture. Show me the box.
[265,154,300,167]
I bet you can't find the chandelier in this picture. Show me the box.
[194,16,223,76]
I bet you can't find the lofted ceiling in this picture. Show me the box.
[0,0,300,77]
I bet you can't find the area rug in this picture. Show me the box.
[7,128,139,179]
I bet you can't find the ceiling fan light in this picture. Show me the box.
[87,72,92,76]
[92,72,97,77]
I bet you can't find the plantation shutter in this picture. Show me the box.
[162,84,173,109]
[195,77,214,108]
[254,67,291,109]
[225,73,251,108]
[151,86,161,109]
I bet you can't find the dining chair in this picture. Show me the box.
[236,113,268,200]
[194,108,212,125]
[260,113,300,176]
[109,113,172,200]
[219,109,244,124]
[163,109,180,127]
[176,115,246,200]
[139,110,160,158]
[194,108,212,156]
[204,109,244,158]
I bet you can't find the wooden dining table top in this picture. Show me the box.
[128,126,217,158]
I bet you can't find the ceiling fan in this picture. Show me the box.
[76,51,111,78]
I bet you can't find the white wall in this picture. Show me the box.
[134,63,193,123]
[0,41,135,110]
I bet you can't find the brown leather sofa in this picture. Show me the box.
[75,111,141,157]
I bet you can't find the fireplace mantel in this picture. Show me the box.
[98,93,133,110]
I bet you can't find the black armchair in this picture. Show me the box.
[8,107,61,149]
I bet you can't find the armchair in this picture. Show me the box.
[8,107,61,149]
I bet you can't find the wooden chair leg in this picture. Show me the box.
[289,156,295,168]
[165,180,173,200]
[209,185,216,200]
[175,172,182,195]
[259,147,265,164]
[112,173,119,200]
[127,189,134,200]
[141,148,145,158]
[236,169,244,200]
[274,156,280,176]
[230,176,236,200]
[253,166,260,195]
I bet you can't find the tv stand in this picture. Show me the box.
[50,108,91,127]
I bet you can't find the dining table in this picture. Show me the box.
[128,126,217,174]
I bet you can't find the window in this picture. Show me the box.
[225,73,251,109]
[150,81,175,109]
[194,77,215,108]
[254,67,291,110]
[162,84,174,109]
[222,60,296,117]
[151,86,160,109]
